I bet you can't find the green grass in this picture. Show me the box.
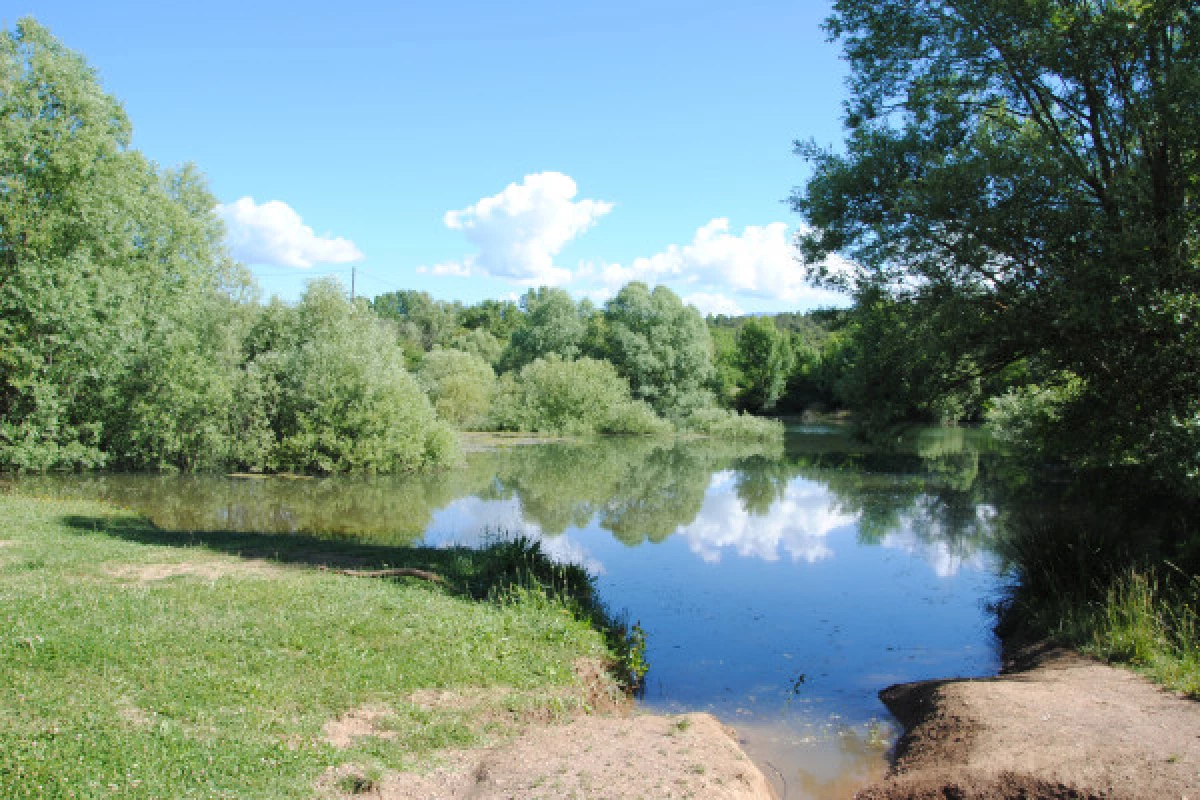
[0,494,622,798]
[997,510,1200,697]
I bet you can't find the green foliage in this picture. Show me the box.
[0,19,251,472]
[418,348,496,429]
[458,298,524,342]
[601,283,716,419]
[502,288,590,370]
[683,408,785,442]
[489,355,668,436]
[370,289,461,357]
[984,373,1084,465]
[797,0,1200,486]
[446,326,505,366]
[254,280,459,473]
[735,317,795,412]
[999,492,1200,697]
[708,326,743,407]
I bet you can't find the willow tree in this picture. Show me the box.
[0,18,249,470]
[796,1,1199,485]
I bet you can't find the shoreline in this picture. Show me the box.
[856,643,1200,799]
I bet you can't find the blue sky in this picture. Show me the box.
[12,1,852,313]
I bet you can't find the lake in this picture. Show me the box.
[18,424,1008,798]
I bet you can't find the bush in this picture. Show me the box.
[488,356,669,436]
[418,349,496,429]
[253,280,459,473]
[599,401,674,436]
[984,373,1083,463]
[683,408,784,442]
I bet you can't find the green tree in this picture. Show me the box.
[735,317,796,412]
[795,1,1200,487]
[458,298,524,342]
[488,355,668,436]
[0,19,250,471]
[501,288,590,370]
[708,325,743,408]
[370,289,460,359]
[601,283,716,418]
[253,279,457,473]
[418,348,496,429]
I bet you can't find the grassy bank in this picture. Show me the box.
[997,480,1200,697]
[0,494,628,798]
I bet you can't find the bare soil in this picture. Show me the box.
[101,558,281,584]
[319,659,774,799]
[321,711,774,800]
[858,644,1200,799]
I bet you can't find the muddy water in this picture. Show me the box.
[19,425,1006,799]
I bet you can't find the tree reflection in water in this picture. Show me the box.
[17,425,1004,575]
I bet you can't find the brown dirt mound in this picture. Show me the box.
[858,647,1200,799]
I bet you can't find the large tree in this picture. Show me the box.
[600,283,716,418]
[795,1,1199,485]
[0,18,249,470]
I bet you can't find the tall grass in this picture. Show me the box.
[997,498,1200,696]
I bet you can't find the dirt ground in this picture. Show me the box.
[321,710,775,800]
[318,657,774,800]
[857,644,1200,799]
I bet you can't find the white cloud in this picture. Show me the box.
[677,472,857,564]
[217,197,363,268]
[437,172,613,286]
[423,496,606,575]
[599,218,849,306]
[683,292,744,316]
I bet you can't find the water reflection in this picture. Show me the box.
[17,426,1007,799]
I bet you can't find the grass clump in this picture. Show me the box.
[0,494,630,798]
[997,485,1200,696]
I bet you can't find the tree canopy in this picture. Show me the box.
[0,19,249,470]
[795,0,1200,486]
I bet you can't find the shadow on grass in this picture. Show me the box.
[60,512,646,690]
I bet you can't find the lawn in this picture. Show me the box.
[0,494,618,798]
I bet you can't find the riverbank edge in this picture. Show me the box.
[855,641,1200,799]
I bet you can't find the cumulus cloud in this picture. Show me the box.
[880,499,999,578]
[677,472,857,564]
[600,218,849,306]
[437,172,613,285]
[216,197,363,268]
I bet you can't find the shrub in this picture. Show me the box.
[984,373,1084,462]
[418,349,496,429]
[683,408,784,442]
[489,356,669,436]
[599,402,674,436]
[253,280,459,473]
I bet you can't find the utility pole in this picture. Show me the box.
[351,266,356,301]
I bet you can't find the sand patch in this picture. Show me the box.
[323,706,399,750]
[102,558,280,584]
[321,712,773,800]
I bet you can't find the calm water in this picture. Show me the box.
[19,425,1008,798]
